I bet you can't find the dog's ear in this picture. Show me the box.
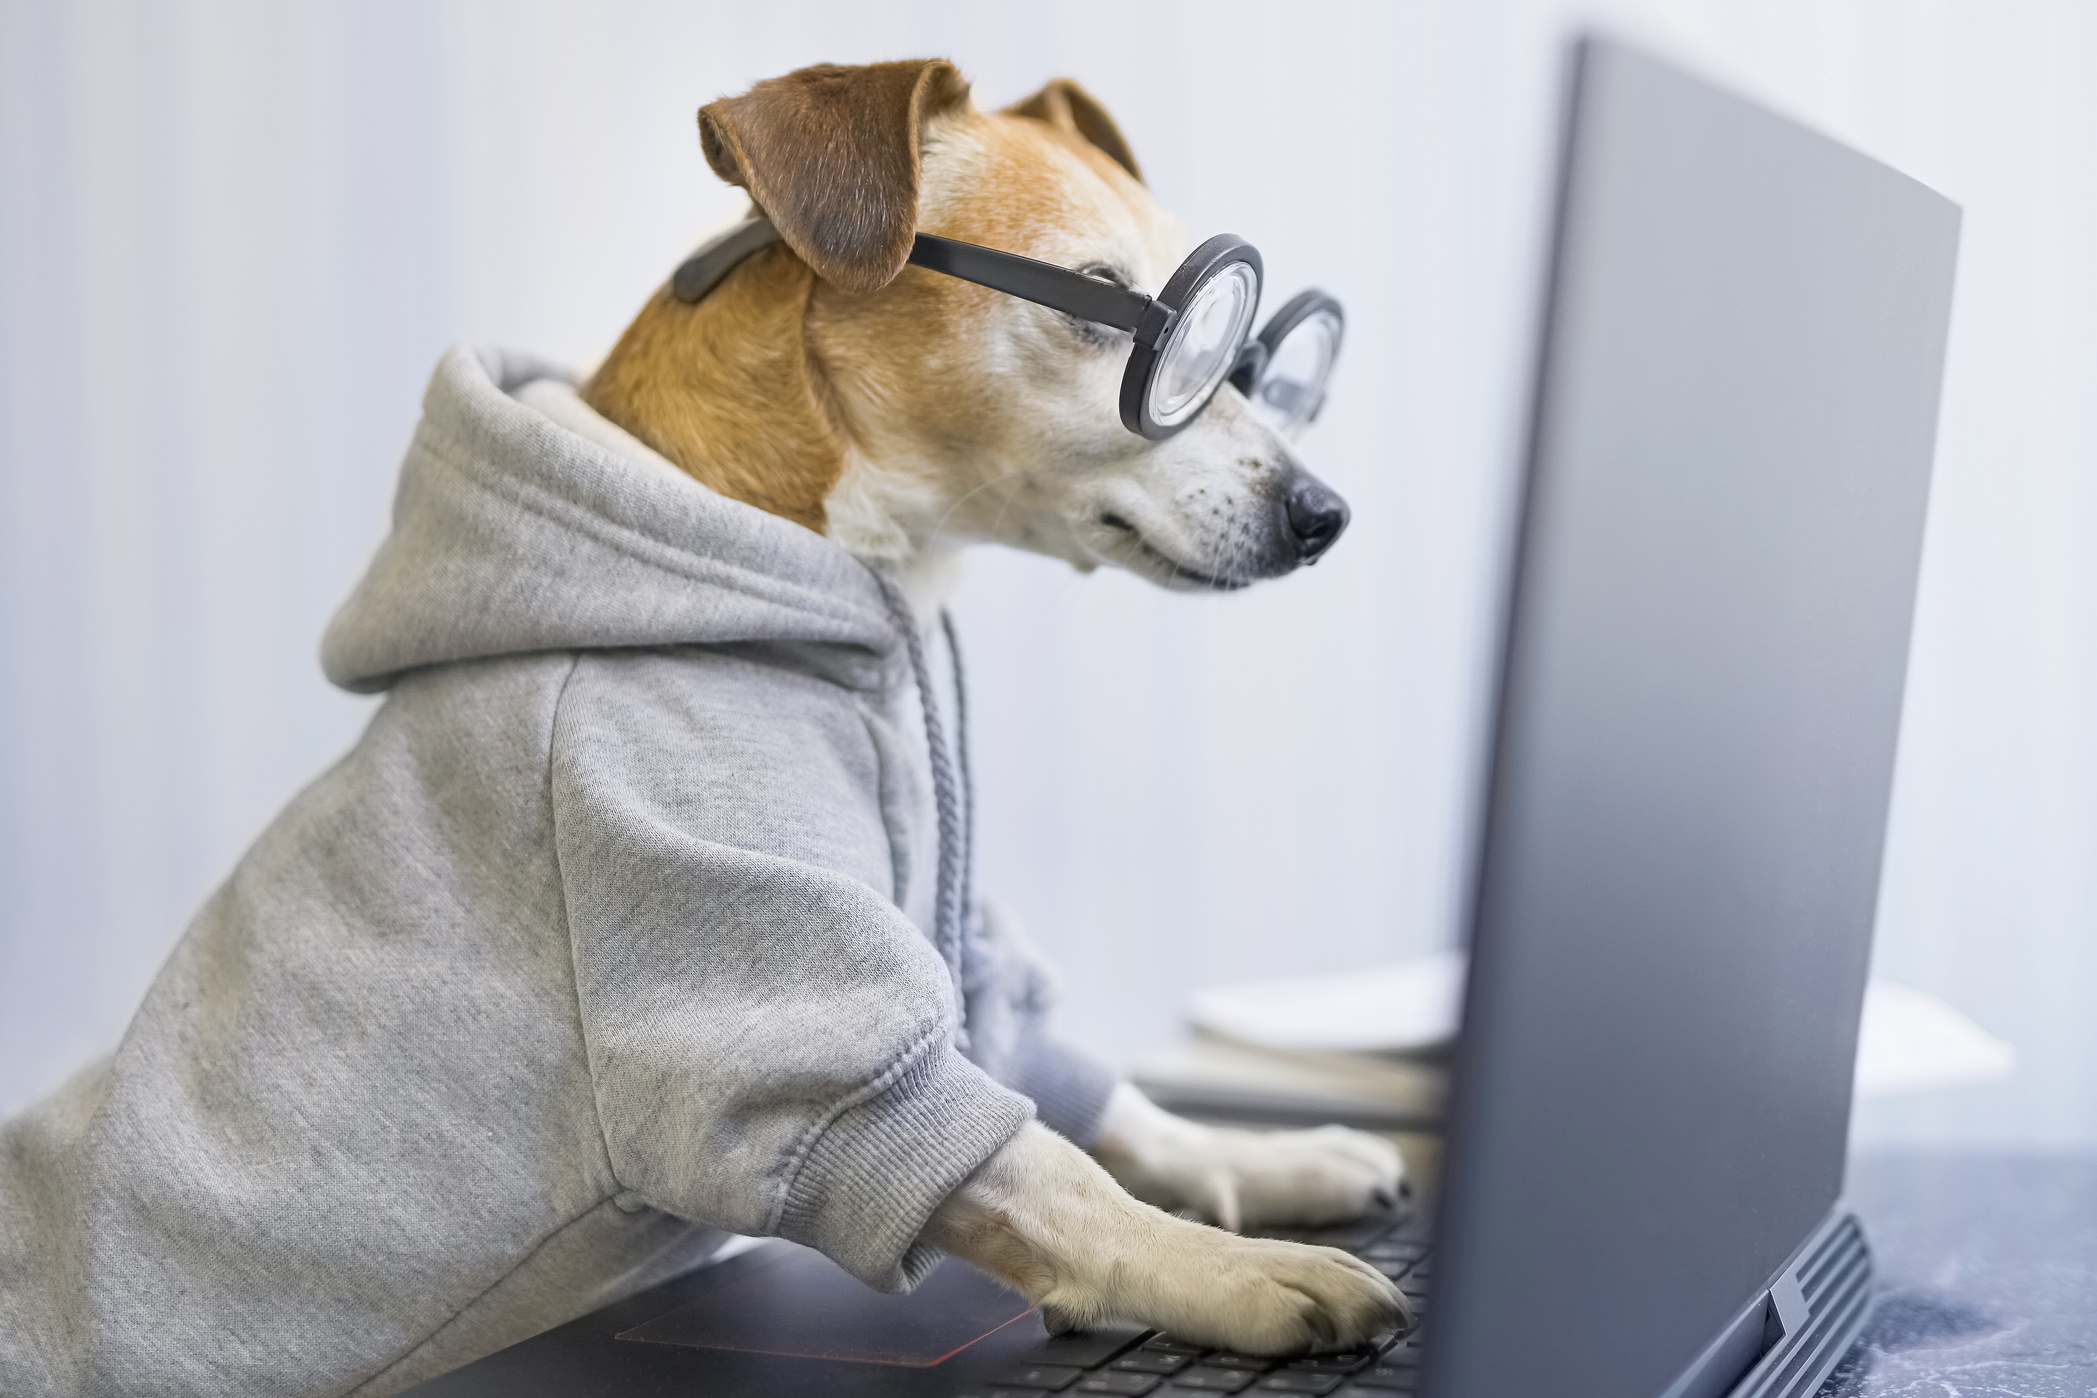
[698,59,972,296]
[1005,79,1142,185]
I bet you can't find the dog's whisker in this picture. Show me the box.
[927,462,1023,541]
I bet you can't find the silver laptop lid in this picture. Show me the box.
[1427,36,1959,1398]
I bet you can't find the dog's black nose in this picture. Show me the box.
[1285,475,1350,563]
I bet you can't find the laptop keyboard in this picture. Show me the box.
[958,1203,1431,1398]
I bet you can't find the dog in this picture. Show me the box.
[582,59,1404,1355]
[0,58,1402,1398]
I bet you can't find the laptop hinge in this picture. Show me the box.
[1763,1272,1808,1348]
[1650,1206,1872,1398]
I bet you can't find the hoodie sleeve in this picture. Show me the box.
[1002,1030,1119,1149]
[548,651,1031,1292]
[960,899,1121,1148]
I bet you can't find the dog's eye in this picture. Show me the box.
[1062,263,1135,350]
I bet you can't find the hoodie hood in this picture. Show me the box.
[327,344,979,1035]
[322,344,898,694]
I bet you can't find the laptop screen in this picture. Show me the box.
[1427,38,1958,1398]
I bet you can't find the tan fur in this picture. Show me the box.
[1003,78,1144,183]
[583,65,1175,550]
[805,107,1176,560]
[583,248,846,533]
[700,59,973,294]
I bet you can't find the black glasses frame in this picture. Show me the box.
[910,230,1261,439]
[673,217,1329,440]
[1229,288,1346,431]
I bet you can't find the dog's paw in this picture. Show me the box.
[1177,1124,1405,1231]
[1051,1224,1409,1355]
[931,1119,1408,1358]
[1204,1236,1411,1353]
[1096,1088,1405,1232]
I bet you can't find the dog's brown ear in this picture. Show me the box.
[1005,79,1142,185]
[698,59,972,296]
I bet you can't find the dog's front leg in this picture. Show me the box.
[1091,1084,1405,1233]
[924,1122,1407,1354]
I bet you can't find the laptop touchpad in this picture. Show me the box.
[617,1243,1037,1366]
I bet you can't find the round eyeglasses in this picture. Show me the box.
[673,218,1343,442]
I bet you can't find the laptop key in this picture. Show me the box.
[1204,1353,1278,1372]
[1143,1336,1211,1356]
[1116,1352,1194,1374]
[1344,1363,1420,1391]
[993,1363,1085,1391]
[1076,1375,1164,1396]
[1031,1326,1151,1369]
[1168,1368,1256,1393]
[1282,1351,1374,1374]
[1255,1374,1345,1394]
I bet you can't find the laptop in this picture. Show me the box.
[403,34,1959,1398]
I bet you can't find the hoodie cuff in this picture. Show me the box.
[775,1040,1032,1292]
[1008,1032,1120,1150]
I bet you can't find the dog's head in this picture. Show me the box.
[602,59,1349,591]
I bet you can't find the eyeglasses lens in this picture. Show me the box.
[1250,309,1341,437]
[1148,261,1260,430]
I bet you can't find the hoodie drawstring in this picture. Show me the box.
[875,577,973,1047]
[941,610,977,944]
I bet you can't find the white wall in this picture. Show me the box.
[2,0,2091,1147]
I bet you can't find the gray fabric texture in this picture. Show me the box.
[0,344,1117,1397]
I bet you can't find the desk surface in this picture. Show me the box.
[1828,1153,2097,1396]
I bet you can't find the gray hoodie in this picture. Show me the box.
[0,344,1115,1397]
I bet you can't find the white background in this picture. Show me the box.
[2,0,2090,1148]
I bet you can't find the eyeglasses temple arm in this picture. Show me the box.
[671,218,1176,349]
[909,234,1173,346]
[671,216,788,303]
